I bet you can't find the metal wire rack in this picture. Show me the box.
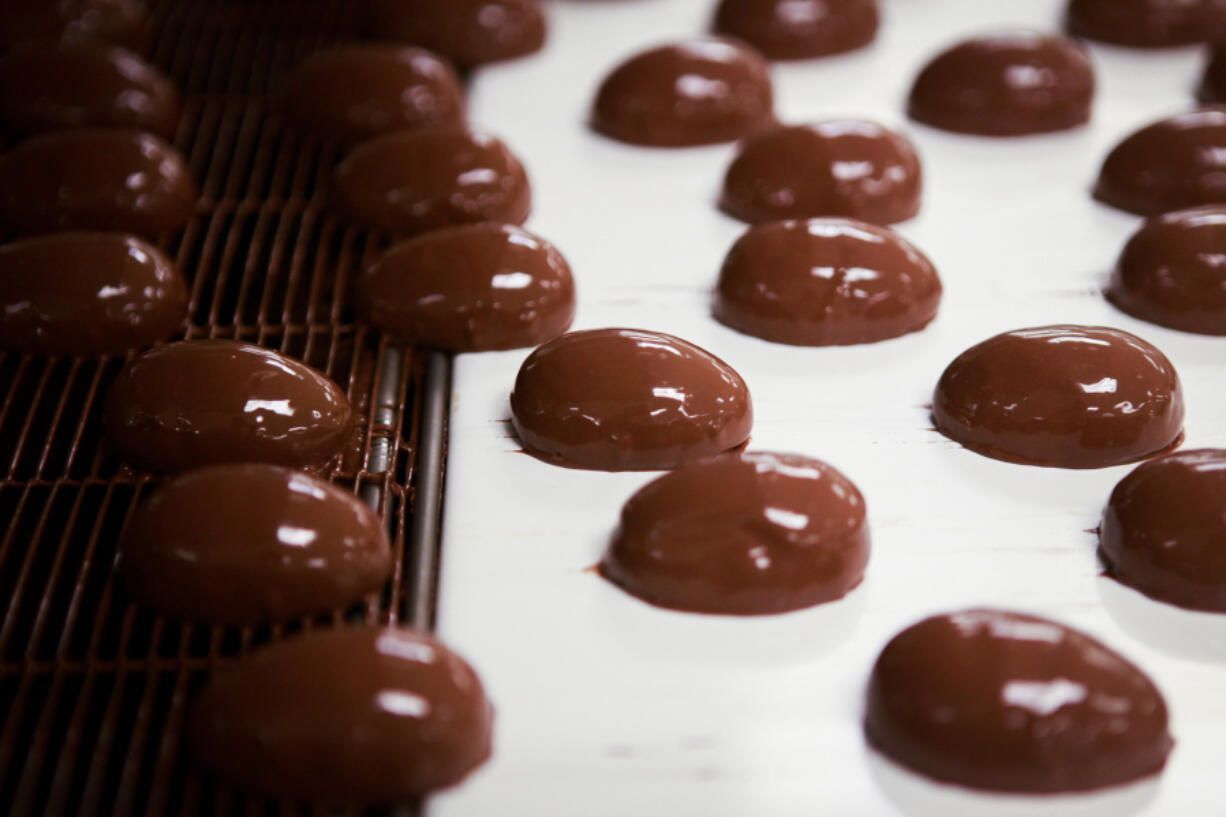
[0,2,447,814]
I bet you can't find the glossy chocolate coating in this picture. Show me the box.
[601,451,869,615]
[720,121,921,225]
[0,0,152,52]
[591,38,775,147]
[933,325,1184,469]
[104,340,354,473]
[1200,47,1226,103]
[358,222,574,352]
[0,40,178,138]
[367,0,545,69]
[188,627,493,803]
[121,464,391,624]
[1107,206,1226,335]
[332,127,530,235]
[907,32,1094,136]
[1101,449,1226,612]
[713,0,878,61]
[1066,0,1226,48]
[1094,108,1226,216]
[865,609,1173,793]
[0,232,187,356]
[510,328,753,471]
[0,129,196,237]
[714,218,941,346]
[282,44,464,146]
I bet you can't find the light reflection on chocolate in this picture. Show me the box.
[358,222,574,352]
[281,44,464,146]
[1066,0,1226,48]
[866,609,1174,792]
[1094,108,1226,216]
[0,39,179,138]
[0,128,196,237]
[367,0,546,69]
[1107,206,1226,335]
[1100,448,1226,613]
[510,328,753,471]
[601,451,869,614]
[908,31,1094,136]
[720,121,921,225]
[331,127,530,235]
[591,38,775,147]
[188,627,493,803]
[0,0,152,52]
[120,463,391,624]
[103,340,354,473]
[933,325,1184,469]
[0,232,187,356]
[714,217,941,345]
[713,0,878,61]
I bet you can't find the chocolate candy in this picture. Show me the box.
[281,44,464,146]
[120,464,391,624]
[104,340,354,473]
[600,451,869,615]
[357,222,574,352]
[907,32,1094,136]
[0,232,187,356]
[591,38,775,147]
[1107,206,1226,335]
[0,0,152,52]
[331,127,530,235]
[1094,108,1226,216]
[866,609,1173,792]
[1066,0,1226,48]
[714,218,941,346]
[1200,48,1226,103]
[1101,449,1226,612]
[0,40,179,138]
[720,121,921,225]
[367,0,545,69]
[188,627,493,803]
[933,325,1184,469]
[0,129,196,237]
[510,328,753,471]
[713,0,878,61]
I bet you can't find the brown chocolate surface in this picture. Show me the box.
[713,0,878,61]
[714,218,941,346]
[600,451,869,615]
[0,128,196,237]
[907,32,1094,136]
[933,325,1184,469]
[367,0,545,69]
[1066,0,1226,48]
[121,464,390,624]
[1094,108,1226,216]
[1101,449,1226,612]
[281,44,464,146]
[0,0,152,52]
[1200,47,1226,103]
[591,38,775,147]
[103,340,354,473]
[865,609,1173,793]
[358,222,574,352]
[510,328,753,471]
[0,232,187,356]
[1107,206,1226,335]
[720,121,921,225]
[0,39,178,138]
[331,127,530,235]
[188,627,493,803]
